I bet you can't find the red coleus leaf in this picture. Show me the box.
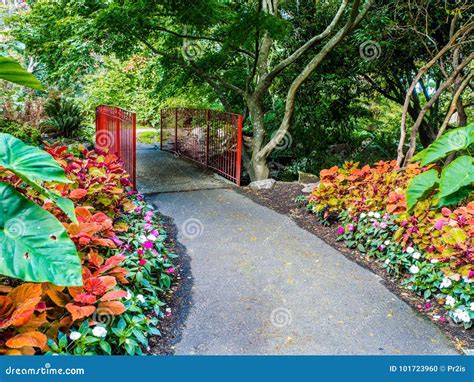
[100,290,128,302]
[83,277,108,296]
[65,304,96,322]
[97,301,126,316]
[69,189,88,199]
[73,293,97,305]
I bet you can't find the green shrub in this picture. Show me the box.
[0,117,41,145]
[137,130,160,145]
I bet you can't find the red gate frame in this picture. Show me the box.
[95,105,137,188]
[160,108,243,186]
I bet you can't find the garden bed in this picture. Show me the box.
[241,182,473,352]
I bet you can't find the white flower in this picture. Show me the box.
[454,309,471,323]
[374,212,381,219]
[409,265,419,274]
[368,212,374,217]
[360,213,366,219]
[384,240,391,246]
[136,294,145,303]
[439,277,452,289]
[445,295,456,307]
[92,326,107,338]
[384,259,390,265]
[69,331,81,341]
[430,259,439,264]
[470,302,474,311]
[139,235,147,243]
[412,252,421,260]
[125,290,133,300]
[406,246,415,254]
[463,276,473,284]
[147,234,157,242]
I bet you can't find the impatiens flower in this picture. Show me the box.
[412,252,421,260]
[470,302,474,311]
[151,229,159,237]
[368,212,374,217]
[384,240,391,246]
[439,277,452,289]
[409,265,419,274]
[347,224,355,232]
[463,276,473,284]
[378,245,385,252]
[468,270,474,279]
[425,303,432,309]
[374,212,380,219]
[379,222,388,229]
[135,207,142,214]
[92,326,107,338]
[138,259,147,266]
[406,246,415,254]
[445,295,456,307]
[430,259,439,264]
[373,221,379,228]
[137,249,144,256]
[433,219,447,230]
[360,213,367,219]
[144,223,153,231]
[383,214,390,220]
[144,215,153,223]
[166,267,175,274]
[337,227,345,235]
[145,211,154,217]
[454,309,470,323]
[69,331,81,341]
[147,234,157,242]
[143,240,154,250]
[139,235,147,243]
[152,250,158,255]
[384,258,390,264]
[125,290,133,300]
[136,294,145,303]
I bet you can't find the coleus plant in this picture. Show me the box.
[0,133,82,286]
[406,124,474,210]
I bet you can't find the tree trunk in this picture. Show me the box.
[246,95,270,181]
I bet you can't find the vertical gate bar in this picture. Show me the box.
[95,106,99,148]
[115,107,121,157]
[236,114,243,186]
[206,109,210,166]
[160,109,163,151]
[132,111,137,190]
[175,108,178,154]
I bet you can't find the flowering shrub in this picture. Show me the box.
[309,160,473,330]
[0,145,176,355]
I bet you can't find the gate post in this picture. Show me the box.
[115,107,121,157]
[174,108,178,154]
[236,114,243,186]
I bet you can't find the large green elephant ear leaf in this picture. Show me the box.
[0,133,70,183]
[412,124,474,165]
[437,155,474,198]
[406,169,439,211]
[0,182,82,286]
[0,56,43,90]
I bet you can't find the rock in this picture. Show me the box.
[249,179,276,190]
[298,171,319,184]
[301,182,319,193]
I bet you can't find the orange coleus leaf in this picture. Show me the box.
[93,238,116,248]
[46,290,70,307]
[89,249,104,268]
[97,301,126,316]
[0,285,13,294]
[67,286,83,299]
[65,303,96,321]
[75,206,93,222]
[69,189,88,199]
[94,255,125,276]
[5,346,36,355]
[18,312,48,333]
[100,290,128,302]
[6,331,47,350]
[84,277,108,296]
[8,283,42,306]
[74,293,97,305]
[99,276,117,291]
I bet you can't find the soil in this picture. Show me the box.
[239,181,474,353]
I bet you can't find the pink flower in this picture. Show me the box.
[144,215,152,223]
[144,223,152,230]
[152,250,158,255]
[166,267,175,274]
[468,270,474,279]
[136,207,142,214]
[433,219,447,230]
[438,316,447,323]
[151,229,159,237]
[379,222,388,229]
[347,224,355,232]
[145,211,154,217]
[373,221,379,228]
[143,240,154,250]
[378,245,385,251]
[383,214,390,220]
[425,303,432,309]
[110,235,123,246]
[138,259,147,266]
[137,249,144,256]
[337,227,345,235]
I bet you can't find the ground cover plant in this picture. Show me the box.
[308,126,474,329]
[0,137,176,355]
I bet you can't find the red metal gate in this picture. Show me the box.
[95,105,137,187]
[160,108,243,186]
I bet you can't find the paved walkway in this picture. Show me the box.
[137,145,457,355]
